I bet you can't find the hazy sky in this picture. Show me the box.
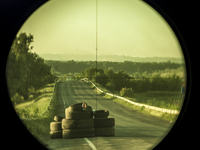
[17,0,184,58]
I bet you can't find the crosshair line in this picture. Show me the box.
[95,0,98,111]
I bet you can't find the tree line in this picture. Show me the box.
[81,67,183,94]
[40,53,184,63]
[44,60,184,75]
[6,33,57,101]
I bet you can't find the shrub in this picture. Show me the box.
[120,87,135,98]
[140,106,145,111]
[92,72,109,87]
[10,93,24,105]
[33,106,39,117]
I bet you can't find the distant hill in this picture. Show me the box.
[39,53,185,64]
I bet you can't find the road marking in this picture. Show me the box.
[84,138,97,150]
[62,96,66,109]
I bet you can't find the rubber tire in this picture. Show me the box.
[67,104,91,112]
[89,112,93,119]
[70,103,87,107]
[94,118,115,127]
[94,110,109,118]
[95,127,115,136]
[67,105,83,112]
[62,128,95,138]
[86,106,92,112]
[70,103,82,106]
[62,119,76,129]
[54,115,64,122]
[66,107,93,119]
[65,111,91,120]
[50,122,62,131]
[62,118,94,129]
[86,106,93,119]
[50,131,62,139]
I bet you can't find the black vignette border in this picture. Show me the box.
[1,0,198,149]
[142,0,197,149]
[1,0,49,149]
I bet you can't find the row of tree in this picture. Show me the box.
[6,33,57,100]
[44,59,184,75]
[82,67,183,93]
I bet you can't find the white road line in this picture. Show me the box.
[84,138,97,150]
[62,96,66,109]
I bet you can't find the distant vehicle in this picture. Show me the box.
[81,78,88,82]
[66,76,72,81]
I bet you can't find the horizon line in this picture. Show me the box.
[37,53,183,59]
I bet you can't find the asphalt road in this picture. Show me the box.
[38,81,174,150]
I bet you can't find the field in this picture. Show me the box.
[12,83,57,138]
[112,98,179,122]
[134,91,183,110]
[14,83,54,118]
[91,81,183,110]
[89,81,183,122]
[153,67,186,79]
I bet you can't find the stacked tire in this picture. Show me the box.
[94,110,115,136]
[62,103,95,138]
[50,115,64,139]
[50,103,115,138]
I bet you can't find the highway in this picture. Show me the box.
[38,81,174,150]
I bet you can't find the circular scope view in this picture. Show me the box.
[6,0,187,149]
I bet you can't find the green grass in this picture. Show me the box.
[88,81,181,122]
[14,83,55,118]
[134,91,183,110]
[105,94,179,122]
[89,81,183,111]
[118,98,178,121]
[12,83,58,138]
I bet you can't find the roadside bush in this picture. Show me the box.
[10,93,24,105]
[92,72,109,87]
[120,87,135,98]
[16,107,30,118]
[33,106,39,117]
[140,106,145,111]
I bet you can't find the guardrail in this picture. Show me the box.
[89,81,180,115]
[20,81,58,120]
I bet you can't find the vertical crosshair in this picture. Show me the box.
[95,0,98,111]
[95,0,98,148]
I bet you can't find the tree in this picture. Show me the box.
[120,87,135,98]
[6,49,21,98]
[6,33,34,100]
[142,71,148,78]
[106,80,116,91]
[104,69,115,80]
[93,72,109,87]
[84,67,104,80]
[84,67,97,80]
[133,72,141,79]
[6,33,56,100]
[112,71,132,91]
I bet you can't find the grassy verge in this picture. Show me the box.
[88,81,183,111]
[14,83,55,118]
[13,83,58,138]
[134,91,183,110]
[113,97,178,122]
[87,81,180,122]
